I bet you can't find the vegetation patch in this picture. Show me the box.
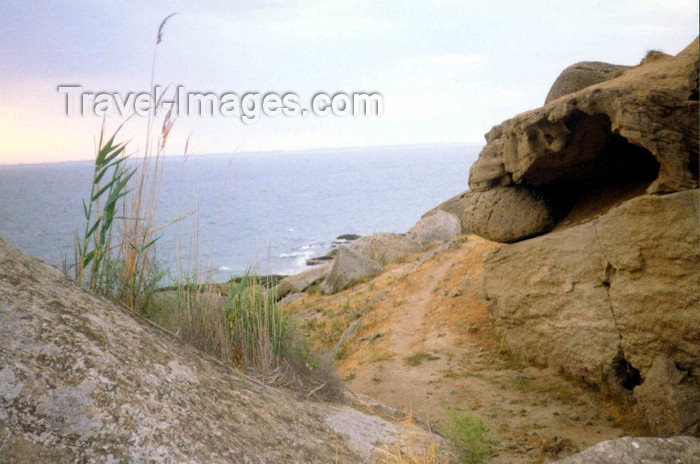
[405,351,441,366]
[443,409,495,464]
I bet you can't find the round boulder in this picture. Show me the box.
[545,61,631,104]
[462,186,556,243]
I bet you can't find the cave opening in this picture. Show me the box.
[613,353,642,390]
[533,111,661,228]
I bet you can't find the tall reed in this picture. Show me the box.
[74,14,178,314]
[74,121,135,293]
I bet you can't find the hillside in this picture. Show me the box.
[282,236,646,463]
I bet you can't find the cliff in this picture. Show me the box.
[466,38,699,436]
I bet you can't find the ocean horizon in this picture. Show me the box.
[0,143,480,282]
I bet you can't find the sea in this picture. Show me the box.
[0,144,479,283]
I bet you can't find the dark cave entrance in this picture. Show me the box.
[613,352,642,390]
[528,111,661,227]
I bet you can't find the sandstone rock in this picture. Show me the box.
[550,436,700,464]
[481,191,699,401]
[321,247,384,294]
[469,39,698,197]
[634,355,700,436]
[461,186,557,242]
[421,190,471,232]
[350,232,422,265]
[406,210,461,245]
[545,61,631,104]
[0,237,447,463]
[275,263,330,298]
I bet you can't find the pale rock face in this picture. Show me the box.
[406,210,461,245]
[0,237,447,463]
[481,190,700,434]
[349,232,422,265]
[550,437,700,464]
[275,263,330,297]
[421,190,471,232]
[321,246,384,294]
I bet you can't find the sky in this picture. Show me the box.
[0,0,698,165]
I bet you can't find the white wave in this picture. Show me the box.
[279,251,314,258]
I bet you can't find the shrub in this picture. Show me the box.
[443,409,495,464]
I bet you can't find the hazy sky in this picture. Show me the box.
[0,0,697,164]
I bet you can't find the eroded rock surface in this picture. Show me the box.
[550,436,700,464]
[481,190,700,425]
[350,232,422,265]
[406,210,461,245]
[461,186,557,243]
[0,237,444,463]
[467,39,698,242]
[545,61,631,104]
[634,355,700,436]
[275,263,330,298]
[321,246,384,294]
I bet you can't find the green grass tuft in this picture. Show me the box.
[443,409,496,464]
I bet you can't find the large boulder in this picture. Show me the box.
[467,39,698,243]
[0,237,447,463]
[406,210,461,245]
[321,247,384,294]
[634,355,700,436]
[275,263,330,298]
[481,190,700,425]
[545,61,631,104]
[350,232,422,265]
[461,186,557,243]
[550,436,700,464]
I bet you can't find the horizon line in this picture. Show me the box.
[0,141,484,167]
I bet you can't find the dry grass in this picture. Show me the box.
[376,413,454,464]
[175,278,345,402]
[377,439,447,464]
[179,289,233,364]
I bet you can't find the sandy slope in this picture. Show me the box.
[283,236,648,463]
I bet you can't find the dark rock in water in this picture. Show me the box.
[336,234,361,241]
[306,249,337,266]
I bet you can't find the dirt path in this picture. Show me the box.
[285,237,637,463]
